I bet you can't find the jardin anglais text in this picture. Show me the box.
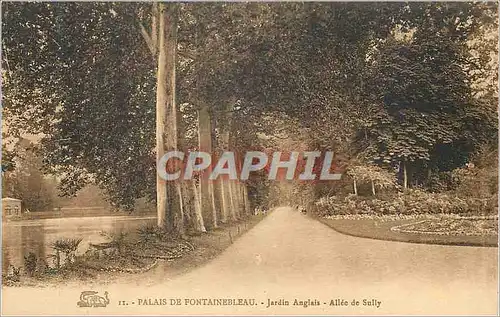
[157,151,344,181]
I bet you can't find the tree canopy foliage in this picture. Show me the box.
[2,2,497,213]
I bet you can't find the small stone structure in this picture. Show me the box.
[2,197,22,218]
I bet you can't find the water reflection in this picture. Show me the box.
[2,216,155,273]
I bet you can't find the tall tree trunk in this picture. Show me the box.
[212,180,223,223]
[179,182,192,224]
[234,157,245,218]
[156,3,183,234]
[176,182,185,229]
[198,105,217,229]
[403,161,408,190]
[210,115,223,223]
[209,183,217,224]
[219,179,229,223]
[228,180,237,221]
[243,184,251,216]
[192,181,206,232]
[154,3,167,229]
[426,167,432,187]
[218,98,236,222]
[353,177,358,195]
[241,183,249,218]
[235,182,243,218]
[237,183,244,218]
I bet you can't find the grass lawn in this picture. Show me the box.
[315,214,498,247]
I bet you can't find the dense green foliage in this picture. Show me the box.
[2,2,497,214]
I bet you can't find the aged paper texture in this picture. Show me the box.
[1,1,498,315]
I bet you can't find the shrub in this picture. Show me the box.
[23,252,37,276]
[137,224,166,242]
[5,265,21,283]
[99,231,129,255]
[316,189,496,216]
[51,238,83,267]
[451,144,498,199]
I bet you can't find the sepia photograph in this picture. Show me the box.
[1,1,498,315]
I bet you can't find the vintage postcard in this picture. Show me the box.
[1,1,498,316]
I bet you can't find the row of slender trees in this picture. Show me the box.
[143,3,255,234]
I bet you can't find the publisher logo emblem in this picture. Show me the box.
[77,291,109,307]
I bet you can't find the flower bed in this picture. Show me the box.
[391,218,498,236]
[315,190,497,217]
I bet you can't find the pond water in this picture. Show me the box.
[2,215,156,274]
